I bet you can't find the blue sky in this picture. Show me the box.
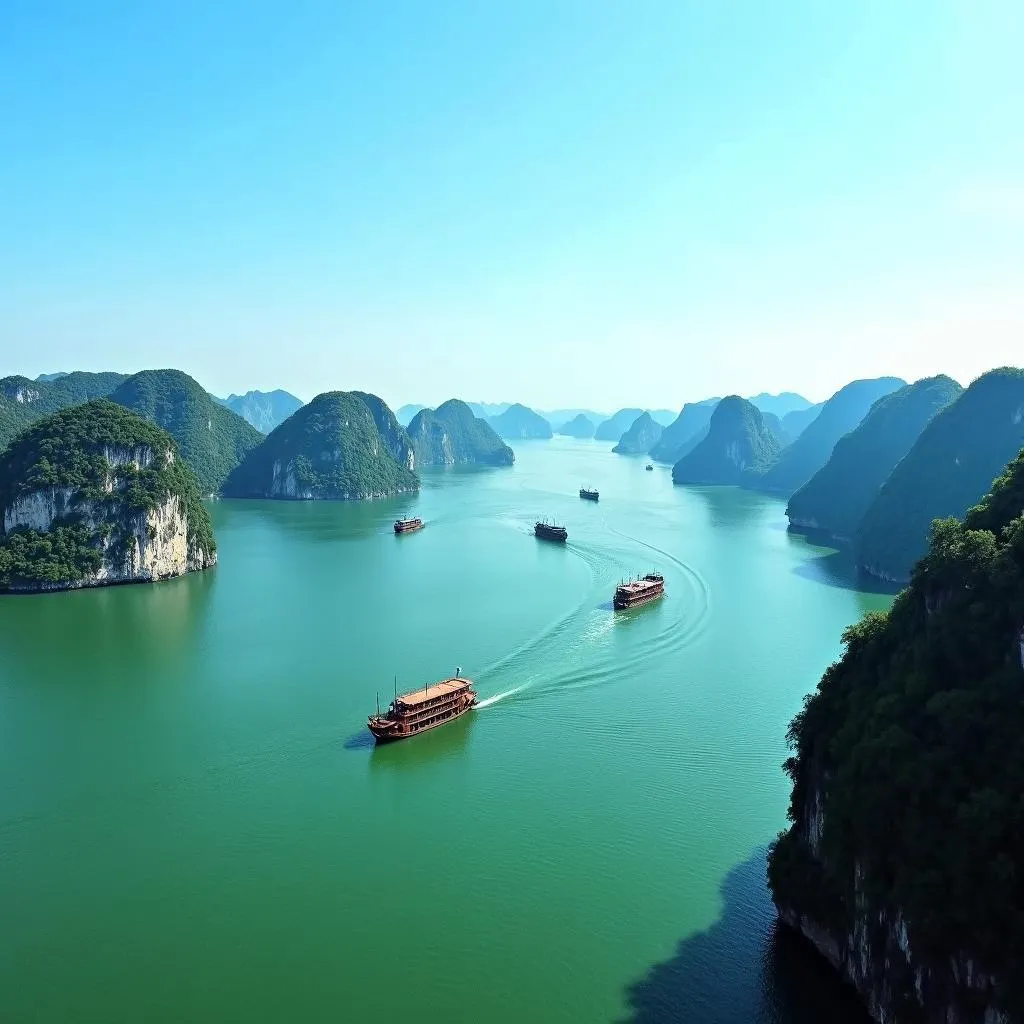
[1,1,1022,410]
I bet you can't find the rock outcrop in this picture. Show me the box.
[594,408,644,442]
[0,401,215,591]
[649,401,719,464]
[671,396,782,485]
[488,403,553,440]
[407,400,514,467]
[557,413,596,439]
[222,391,418,499]
[612,412,663,454]
[215,389,303,433]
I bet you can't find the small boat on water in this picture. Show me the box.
[579,487,599,501]
[394,517,424,534]
[645,464,654,471]
[367,671,477,743]
[535,520,568,543]
[614,573,665,610]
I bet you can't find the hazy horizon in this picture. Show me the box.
[3,2,1021,409]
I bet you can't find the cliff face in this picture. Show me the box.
[407,400,514,467]
[0,402,216,592]
[217,389,303,434]
[612,412,663,454]
[222,391,419,499]
[769,446,1024,1022]
[649,401,718,464]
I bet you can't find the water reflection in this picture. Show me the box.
[621,849,870,1023]
[684,486,780,530]
[213,496,418,542]
[367,713,474,771]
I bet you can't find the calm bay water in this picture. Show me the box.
[0,438,889,1023]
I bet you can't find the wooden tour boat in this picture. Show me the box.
[368,671,477,743]
[579,487,599,501]
[645,464,654,471]
[394,517,424,534]
[535,520,568,543]
[614,573,665,610]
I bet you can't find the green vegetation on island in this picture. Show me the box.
[671,396,781,485]
[612,412,663,454]
[854,368,1024,581]
[787,375,962,543]
[0,400,215,590]
[223,391,418,499]
[1,371,128,450]
[594,408,644,442]
[109,370,263,495]
[649,400,719,464]
[557,413,596,439]
[216,389,303,433]
[407,400,514,467]
[769,444,1024,1021]
[488,403,553,440]
[754,377,905,497]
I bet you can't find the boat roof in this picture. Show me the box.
[395,677,473,707]
[617,578,661,593]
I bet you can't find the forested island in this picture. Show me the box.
[769,445,1024,1023]
[488,403,552,440]
[787,375,962,544]
[407,400,514,467]
[613,412,662,454]
[223,391,418,500]
[671,396,781,485]
[557,413,595,438]
[649,401,719,464]
[0,401,216,591]
[594,408,644,442]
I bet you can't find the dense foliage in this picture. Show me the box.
[649,401,718,463]
[557,413,595,438]
[612,411,663,454]
[769,446,1024,1015]
[787,376,962,542]
[0,371,127,450]
[0,400,215,587]
[594,408,644,442]
[407,399,514,467]
[488,403,553,440]
[216,389,303,433]
[671,396,782,484]
[855,369,1024,581]
[754,377,905,497]
[223,391,419,498]
[110,370,262,494]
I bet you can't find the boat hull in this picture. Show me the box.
[394,520,424,534]
[368,692,476,743]
[613,588,664,610]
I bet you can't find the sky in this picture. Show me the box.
[1,1,1022,411]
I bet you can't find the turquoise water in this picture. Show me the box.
[0,438,886,1022]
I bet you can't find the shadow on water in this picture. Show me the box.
[214,496,420,541]
[620,848,871,1024]
[790,546,902,598]
[366,713,474,771]
[684,486,780,529]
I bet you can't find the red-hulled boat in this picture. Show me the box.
[613,573,665,610]
[367,673,477,743]
[394,517,424,534]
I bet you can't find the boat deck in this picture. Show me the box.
[395,678,473,707]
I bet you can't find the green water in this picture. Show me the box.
[0,439,889,1023]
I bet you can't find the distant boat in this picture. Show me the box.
[614,573,665,610]
[579,487,599,501]
[645,464,654,471]
[367,672,476,743]
[535,520,568,543]
[394,517,424,534]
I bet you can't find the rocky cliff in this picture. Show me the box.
[0,401,215,591]
[671,396,781,485]
[768,447,1024,1022]
[222,391,418,499]
[649,401,719,464]
[407,400,514,467]
[216,389,303,433]
[612,411,663,454]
